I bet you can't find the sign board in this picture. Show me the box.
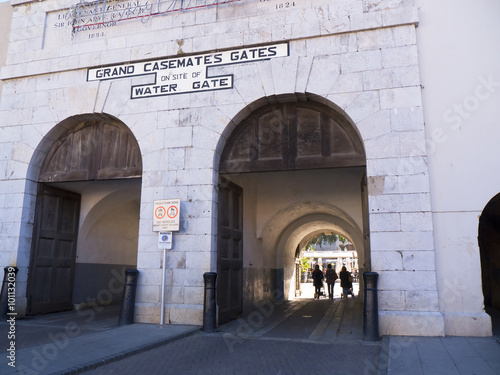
[153,199,180,231]
[87,42,289,99]
[158,231,173,249]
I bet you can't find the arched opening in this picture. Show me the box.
[478,193,500,334]
[26,114,142,315]
[216,96,369,325]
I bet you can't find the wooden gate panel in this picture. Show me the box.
[27,185,81,315]
[217,177,243,324]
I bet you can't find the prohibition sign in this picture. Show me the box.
[167,205,178,219]
[155,206,166,219]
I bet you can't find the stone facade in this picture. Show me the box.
[0,0,496,336]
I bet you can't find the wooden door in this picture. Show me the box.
[27,184,81,315]
[217,177,243,324]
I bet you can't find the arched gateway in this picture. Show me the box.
[27,114,142,315]
[217,97,368,323]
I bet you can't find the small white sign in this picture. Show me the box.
[153,199,180,231]
[158,231,173,249]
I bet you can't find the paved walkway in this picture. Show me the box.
[0,283,498,374]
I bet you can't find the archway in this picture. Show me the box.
[26,114,142,315]
[216,96,368,323]
[478,194,500,317]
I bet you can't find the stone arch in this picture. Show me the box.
[215,94,369,320]
[272,209,364,300]
[22,113,142,315]
[478,193,500,310]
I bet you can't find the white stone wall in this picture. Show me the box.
[0,0,491,336]
[417,0,499,336]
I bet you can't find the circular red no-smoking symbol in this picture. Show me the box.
[167,205,178,219]
[155,206,166,219]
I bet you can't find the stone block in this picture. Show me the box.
[182,216,213,235]
[345,90,380,123]
[186,251,211,269]
[183,286,204,305]
[371,231,434,251]
[382,45,418,68]
[370,213,401,232]
[367,155,429,176]
[174,234,213,252]
[306,55,340,95]
[350,11,382,31]
[379,311,445,336]
[379,290,405,311]
[390,106,424,131]
[405,290,439,311]
[357,109,391,140]
[363,0,413,13]
[363,68,393,90]
[165,126,193,148]
[320,15,350,35]
[400,212,433,232]
[176,168,214,186]
[326,92,362,111]
[380,86,422,109]
[272,56,300,96]
[402,251,436,271]
[172,268,205,287]
[381,6,419,27]
[378,270,438,292]
[137,251,162,269]
[168,303,203,325]
[134,303,161,324]
[166,251,186,270]
[341,50,382,73]
[392,65,420,87]
[185,148,216,170]
[398,173,430,194]
[399,130,426,157]
[192,126,223,151]
[295,56,314,93]
[357,28,394,51]
[365,132,400,159]
[371,250,404,271]
[135,284,160,304]
[328,0,364,17]
[168,286,185,304]
[392,24,417,46]
[330,72,363,94]
[443,312,492,336]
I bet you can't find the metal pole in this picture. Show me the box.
[161,248,167,325]
[202,272,217,333]
[363,271,380,341]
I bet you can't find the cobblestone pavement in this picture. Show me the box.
[83,332,381,375]
[84,284,380,375]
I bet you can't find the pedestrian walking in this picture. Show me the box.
[311,265,324,299]
[325,264,338,299]
[339,266,354,298]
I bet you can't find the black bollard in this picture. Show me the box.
[363,271,380,341]
[118,269,139,326]
[0,267,18,318]
[202,272,217,333]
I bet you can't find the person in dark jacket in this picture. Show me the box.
[339,266,353,298]
[325,264,338,299]
[311,265,324,299]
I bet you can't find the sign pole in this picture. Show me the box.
[161,247,167,325]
